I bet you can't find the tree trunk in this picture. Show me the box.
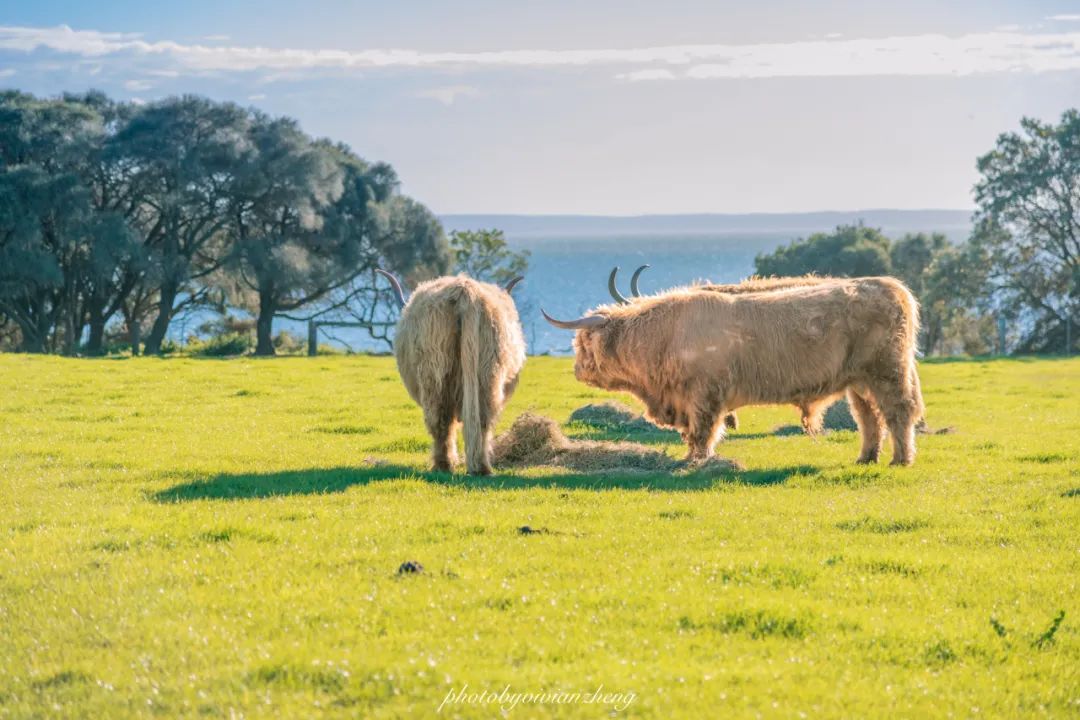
[18,329,46,353]
[16,302,49,353]
[129,316,141,356]
[142,281,177,355]
[85,301,107,356]
[254,291,276,356]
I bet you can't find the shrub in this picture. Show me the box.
[189,332,251,357]
[272,330,304,355]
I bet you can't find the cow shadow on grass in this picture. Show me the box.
[152,463,817,502]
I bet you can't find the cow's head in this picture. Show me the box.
[542,309,633,390]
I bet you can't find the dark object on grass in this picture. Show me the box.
[397,561,424,575]
[568,401,659,432]
[822,399,859,431]
[569,400,737,433]
[1033,610,1065,648]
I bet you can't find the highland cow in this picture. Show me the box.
[544,277,925,465]
[606,266,851,433]
[377,270,526,475]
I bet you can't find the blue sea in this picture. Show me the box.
[255,232,789,356]
[509,232,792,355]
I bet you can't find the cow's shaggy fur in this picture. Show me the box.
[700,275,857,433]
[394,275,526,475]
[564,276,925,465]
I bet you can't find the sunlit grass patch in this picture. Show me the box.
[0,354,1078,718]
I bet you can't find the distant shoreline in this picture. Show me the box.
[441,209,973,237]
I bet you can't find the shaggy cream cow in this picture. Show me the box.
[545,276,925,465]
[377,270,526,475]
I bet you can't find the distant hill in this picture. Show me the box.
[440,209,973,238]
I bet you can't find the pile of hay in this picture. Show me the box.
[567,401,661,433]
[493,412,742,474]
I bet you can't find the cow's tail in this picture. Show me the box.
[894,280,926,422]
[459,293,496,475]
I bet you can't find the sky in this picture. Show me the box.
[2,1,1080,215]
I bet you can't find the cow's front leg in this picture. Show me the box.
[684,407,724,462]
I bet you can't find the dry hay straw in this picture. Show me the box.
[493,412,742,475]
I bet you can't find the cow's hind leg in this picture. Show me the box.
[868,376,920,466]
[425,399,459,473]
[848,388,885,464]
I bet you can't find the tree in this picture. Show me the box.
[919,237,994,355]
[449,228,529,285]
[889,233,949,299]
[111,96,250,354]
[975,110,1080,353]
[298,194,452,352]
[754,223,892,279]
[222,116,345,355]
[66,92,149,355]
[0,92,106,353]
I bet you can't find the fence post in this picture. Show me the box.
[997,315,1007,356]
[307,320,318,356]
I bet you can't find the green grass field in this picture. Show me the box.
[1,354,1078,718]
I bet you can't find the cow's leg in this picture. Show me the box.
[847,388,884,464]
[463,394,494,477]
[910,367,927,432]
[868,377,920,466]
[800,400,825,435]
[425,400,459,473]
[685,406,724,462]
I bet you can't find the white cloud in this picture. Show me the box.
[617,68,677,81]
[247,93,266,100]
[415,84,479,105]
[1047,14,1080,21]
[0,67,15,77]
[123,79,153,91]
[3,24,1080,80]
[203,34,230,42]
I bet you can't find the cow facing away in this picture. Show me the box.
[377,270,526,475]
[543,277,925,465]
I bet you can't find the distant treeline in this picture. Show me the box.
[0,90,454,355]
[1,90,1076,356]
[753,111,1080,356]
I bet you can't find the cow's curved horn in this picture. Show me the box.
[374,268,407,309]
[504,276,524,293]
[541,308,608,330]
[607,267,630,305]
[630,265,650,297]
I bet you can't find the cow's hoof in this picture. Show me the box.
[889,458,914,467]
[432,460,454,472]
[855,455,879,465]
[468,466,493,477]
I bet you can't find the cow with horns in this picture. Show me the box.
[544,276,925,465]
[605,266,859,434]
[376,270,526,475]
